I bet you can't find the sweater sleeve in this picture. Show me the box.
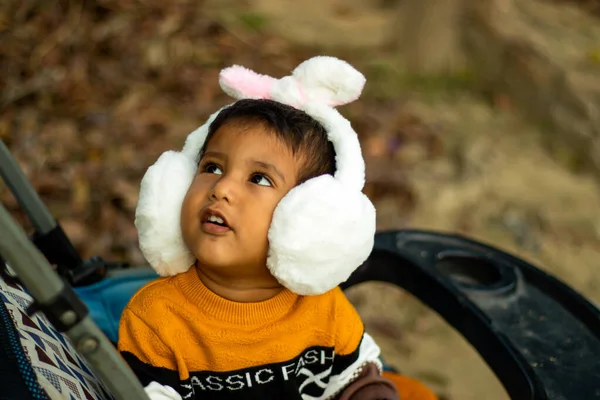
[328,290,400,400]
[118,307,181,391]
[336,363,400,400]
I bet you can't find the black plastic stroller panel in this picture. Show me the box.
[342,231,600,400]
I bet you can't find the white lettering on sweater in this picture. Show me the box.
[189,349,336,394]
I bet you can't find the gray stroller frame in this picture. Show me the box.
[0,139,149,400]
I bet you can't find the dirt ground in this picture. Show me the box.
[2,0,600,399]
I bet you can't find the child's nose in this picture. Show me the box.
[209,175,237,203]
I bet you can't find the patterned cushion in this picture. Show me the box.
[0,275,115,400]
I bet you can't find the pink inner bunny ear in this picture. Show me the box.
[219,66,276,100]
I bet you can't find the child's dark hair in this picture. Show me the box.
[200,99,336,184]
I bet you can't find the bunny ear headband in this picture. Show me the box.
[135,56,376,295]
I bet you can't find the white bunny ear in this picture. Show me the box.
[219,66,277,100]
[291,56,366,107]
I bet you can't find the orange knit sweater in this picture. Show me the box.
[118,267,383,399]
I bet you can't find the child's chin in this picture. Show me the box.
[195,251,236,270]
[195,238,230,256]
[197,253,226,265]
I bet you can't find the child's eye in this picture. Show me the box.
[202,162,223,175]
[250,174,272,187]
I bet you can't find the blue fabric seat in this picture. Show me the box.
[73,268,159,344]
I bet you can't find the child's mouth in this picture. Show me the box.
[201,211,231,234]
[207,215,227,227]
[206,215,229,228]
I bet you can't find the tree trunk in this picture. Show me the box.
[463,0,600,178]
[395,0,467,74]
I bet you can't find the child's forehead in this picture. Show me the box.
[206,122,292,153]
[203,122,302,166]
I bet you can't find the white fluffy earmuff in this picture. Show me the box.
[135,56,376,295]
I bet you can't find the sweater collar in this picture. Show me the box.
[175,267,299,325]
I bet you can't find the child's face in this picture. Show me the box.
[180,121,300,286]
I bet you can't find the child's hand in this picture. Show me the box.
[338,363,400,400]
[144,381,183,400]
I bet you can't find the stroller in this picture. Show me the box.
[1,137,599,400]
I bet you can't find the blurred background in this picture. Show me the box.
[2,0,600,399]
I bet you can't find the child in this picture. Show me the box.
[119,57,433,400]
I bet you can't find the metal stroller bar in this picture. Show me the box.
[0,139,55,234]
[0,139,119,286]
[0,202,149,400]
